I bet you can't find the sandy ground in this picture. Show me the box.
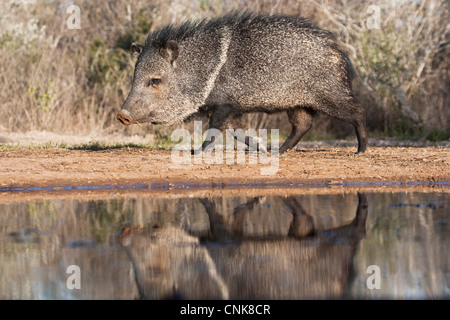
[0,130,448,203]
[0,144,448,191]
[0,129,156,147]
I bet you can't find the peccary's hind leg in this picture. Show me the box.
[321,97,368,154]
[279,108,315,154]
[353,111,367,154]
[341,107,367,154]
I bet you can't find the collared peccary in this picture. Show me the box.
[117,12,368,154]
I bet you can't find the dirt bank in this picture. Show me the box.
[0,146,448,189]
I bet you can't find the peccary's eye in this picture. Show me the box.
[148,78,161,87]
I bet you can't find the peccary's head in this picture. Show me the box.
[117,40,187,126]
[118,21,232,126]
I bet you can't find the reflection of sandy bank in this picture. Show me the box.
[0,183,448,205]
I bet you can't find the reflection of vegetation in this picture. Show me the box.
[27,201,59,223]
[87,201,125,244]
[350,192,448,299]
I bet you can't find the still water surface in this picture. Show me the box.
[0,191,448,299]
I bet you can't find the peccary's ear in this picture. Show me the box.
[159,40,179,65]
[131,43,143,57]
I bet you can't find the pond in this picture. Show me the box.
[0,190,448,299]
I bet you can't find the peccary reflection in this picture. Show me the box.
[119,193,368,299]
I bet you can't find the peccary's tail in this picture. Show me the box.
[342,50,358,81]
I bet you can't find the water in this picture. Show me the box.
[0,191,448,299]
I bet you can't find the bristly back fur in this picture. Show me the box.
[144,11,337,49]
[144,11,355,81]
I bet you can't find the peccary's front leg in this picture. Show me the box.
[197,108,234,154]
[283,197,314,238]
[279,108,315,154]
[226,114,268,154]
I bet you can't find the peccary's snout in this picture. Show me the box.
[117,109,133,125]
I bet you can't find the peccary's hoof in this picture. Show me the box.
[278,148,291,155]
[191,148,203,156]
[258,145,268,154]
[355,151,365,155]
